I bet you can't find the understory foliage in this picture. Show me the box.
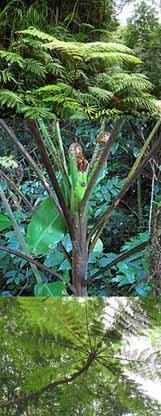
[1,119,161,296]
[0,297,161,415]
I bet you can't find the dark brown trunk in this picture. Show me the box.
[149,201,161,294]
[71,212,88,296]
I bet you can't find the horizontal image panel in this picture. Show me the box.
[0,297,161,415]
[0,118,161,296]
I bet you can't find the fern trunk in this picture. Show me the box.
[71,213,88,296]
[149,201,161,293]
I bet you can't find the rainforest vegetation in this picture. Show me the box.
[1,297,161,415]
[0,1,161,296]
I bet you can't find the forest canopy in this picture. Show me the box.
[1,297,161,415]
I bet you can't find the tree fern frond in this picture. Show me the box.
[46,61,65,77]
[74,69,89,83]
[17,27,54,42]
[19,105,55,119]
[0,50,24,67]
[33,83,95,115]
[0,70,16,84]
[33,82,72,97]
[123,93,157,112]
[17,28,141,66]
[85,52,141,65]
[46,96,86,118]
[73,90,97,106]
[93,108,123,119]
[88,86,113,102]
[23,58,47,78]
[109,73,153,93]
[83,42,133,54]
[0,27,158,117]
[0,89,23,108]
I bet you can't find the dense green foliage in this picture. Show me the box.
[0,1,160,118]
[1,297,161,415]
[1,119,161,296]
[122,1,161,98]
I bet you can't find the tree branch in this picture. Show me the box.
[0,245,62,280]
[88,119,161,250]
[0,245,75,293]
[0,169,33,210]
[0,119,62,215]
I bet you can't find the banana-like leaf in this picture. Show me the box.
[0,213,12,231]
[27,197,66,254]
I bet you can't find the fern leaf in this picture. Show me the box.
[85,52,141,65]
[0,90,23,108]
[0,70,16,84]
[0,50,24,67]
[24,58,47,78]
[88,87,113,102]
[17,28,141,66]
[109,73,153,93]
[46,61,65,77]
[19,105,55,119]
[17,27,55,42]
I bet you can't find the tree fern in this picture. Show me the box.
[1,298,161,415]
[19,28,141,65]
[0,26,159,118]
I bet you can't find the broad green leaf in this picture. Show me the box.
[34,282,67,296]
[0,213,12,231]
[27,197,66,254]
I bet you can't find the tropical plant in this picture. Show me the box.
[0,118,161,296]
[0,297,161,415]
[0,0,117,46]
[0,26,159,119]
